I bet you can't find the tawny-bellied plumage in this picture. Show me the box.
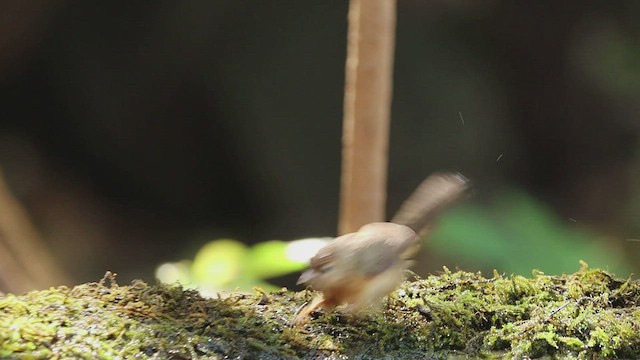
[293,172,469,325]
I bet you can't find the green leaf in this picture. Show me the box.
[191,239,248,286]
[245,240,308,279]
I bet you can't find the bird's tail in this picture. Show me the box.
[391,172,470,237]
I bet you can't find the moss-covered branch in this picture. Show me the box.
[2,264,640,359]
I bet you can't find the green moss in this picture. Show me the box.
[1,265,639,359]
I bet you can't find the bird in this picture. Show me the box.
[292,172,470,325]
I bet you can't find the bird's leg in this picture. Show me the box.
[291,294,327,326]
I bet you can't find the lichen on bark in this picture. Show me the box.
[1,263,639,359]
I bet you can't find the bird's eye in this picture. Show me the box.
[319,265,333,274]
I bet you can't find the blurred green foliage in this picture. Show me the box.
[430,189,632,276]
[156,239,315,294]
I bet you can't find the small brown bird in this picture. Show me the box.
[293,172,469,325]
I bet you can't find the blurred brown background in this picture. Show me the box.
[0,1,639,290]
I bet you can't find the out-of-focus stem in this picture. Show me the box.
[0,168,70,293]
[338,0,397,235]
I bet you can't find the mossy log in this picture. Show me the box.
[2,263,640,359]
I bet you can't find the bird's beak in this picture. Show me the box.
[297,269,320,285]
